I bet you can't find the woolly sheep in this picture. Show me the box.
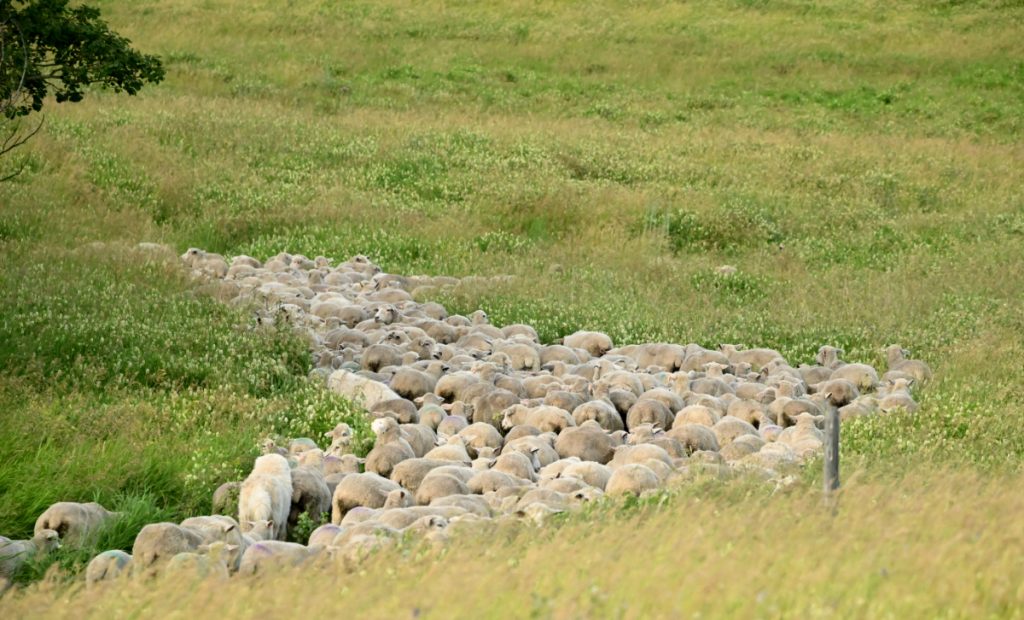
[239,453,293,541]
[371,398,420,424]
[885,345,933,384]
[365,417,416,478]
[570,400,624,432]
[560,461,613,491]
[34,501,118,548]
[178,515,247,571]
[164,542,232,581]
[415,473,470,505]
[610,443,673,469]
[554,421,617,464]
[289,467,333,529]
[238,541,319,576]
[181,248,228,278]
[328,370,402,410]
[0,529,60,582]
[605,464,660,497]
[132,523,206,576]
[504,435,560,467]
[492,450,540,482]
[331,473,404,524]
[390,458,453,494]
[85,549,132,587]
[561,331,613,358]
[625,399,674,431]
[712,416,760,447]
[456,422,504,458]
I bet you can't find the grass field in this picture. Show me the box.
[1,0,1023,615]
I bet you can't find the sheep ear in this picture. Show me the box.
[822,391,832,401]
[223,523,236,533]
[907,378,915,387]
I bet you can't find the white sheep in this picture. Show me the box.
[0,529,60,583]
[34,501,119,548]
[85,549,132,587]
[239,453,293,541]
[328,369,402,410]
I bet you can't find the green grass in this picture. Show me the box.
[0,0,1023,610]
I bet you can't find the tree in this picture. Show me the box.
[1,0,163,180]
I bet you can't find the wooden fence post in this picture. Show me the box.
[823,406,840,506]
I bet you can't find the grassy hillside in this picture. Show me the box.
[1,0,1023,614]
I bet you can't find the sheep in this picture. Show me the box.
[424,436,473,465]
[504,435,560,467]
[625,399,674,431]
[307,523,346,549]
[430,494,492,518]
[34,501,119,548]
[390,367,439,401]
[456,423,504,458]
[571,400,625,432]
[554,421,617,464]
[663,420,720,455]
[492,450,540,482]
[132,523,206,576]
[885,345,933,384]
[364,417,416,479]
[828,363,879,392]
[328,370,402,410]
[85,549,132,587]
[371,398,420,424]
[239,453,293,541]
[390,458,453,494]
[289,467,333,530]
[399,423,437,458]
[331,473,404,524]
[468,470,530,494]
[560,461,613,491]
[878,379,919,414]
[416,473,471,505]
[673,405,720,428]
[501,405,576,434]
[238,541,319,576]
[178,516,247,571]
[719,344,784,371]
[0,529,60,582]
[561,331,613,358]
[712,416,760,447]
[181,248,229,278]
[164,541,233,581]
[604,464,661,497]
[610,443,673,469]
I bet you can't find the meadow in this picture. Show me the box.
[1,0,1023,616]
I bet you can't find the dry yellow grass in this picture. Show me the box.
[3,470,1022,619]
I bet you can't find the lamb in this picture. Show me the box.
[0,529,60,583]
[604,464,661,497]
[331,473,405,524]
[34,501,119,548]
[561,331,614,358]
[554,421,617,464]
[238,453,293,541]
[85,549,132,587]
[328,369,402,410]
[132,523,206,576]
[885,345,933,384]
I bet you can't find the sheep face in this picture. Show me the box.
[34,529,61,553]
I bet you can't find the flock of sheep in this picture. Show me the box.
[0,246,931,589]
